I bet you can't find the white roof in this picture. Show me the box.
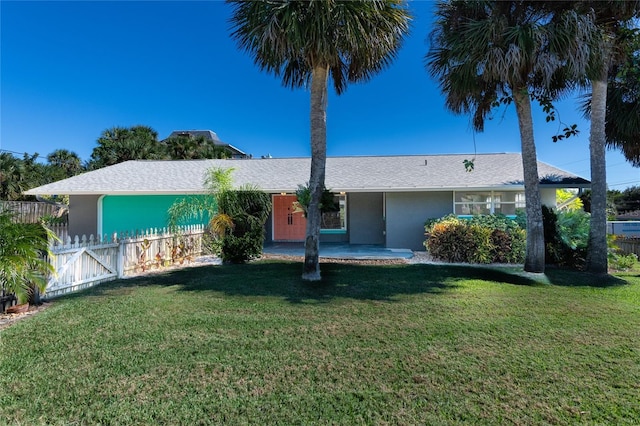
[25,153,589,196]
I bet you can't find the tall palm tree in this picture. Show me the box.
[603,29,640,167]
[578,1,639,274]
[426,1,596,273]
[228,0,411,280]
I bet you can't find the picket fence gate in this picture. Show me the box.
[46,225,206,298]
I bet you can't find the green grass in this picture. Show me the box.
[1,261,639,425]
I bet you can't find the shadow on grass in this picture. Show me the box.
[57,259,593,305]
[543,267,630,287]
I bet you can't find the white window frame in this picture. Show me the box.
[320,193,347,233]
[453,190,525,217]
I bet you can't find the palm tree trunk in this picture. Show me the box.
[302,65,329,281]
[586,76,609,274]
[513,89,545,273]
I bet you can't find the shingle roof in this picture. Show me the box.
[24,153,589,196]
[165,130,221,142]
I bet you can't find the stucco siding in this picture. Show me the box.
[264,210,274,243]
[69,195,100,238]
[385,192,453,251]
[100,195,209,237]
[540,188,557,207]
[348,193,385,245]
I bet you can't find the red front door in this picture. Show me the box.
[273,195,306,241]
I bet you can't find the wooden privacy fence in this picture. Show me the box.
[46,225,206,298]
[614,237,640,257]
[0,200,67,223]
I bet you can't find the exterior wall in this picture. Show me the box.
[100,195,209,237]
[320,231,349,243]
[540,188,557,208]
[264,211,274,243]
[348,192,385,245]
[69,195,101,238]
[385,191,453,251]
[264,213,348,244]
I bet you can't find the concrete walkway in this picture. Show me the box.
[263,242,414,260]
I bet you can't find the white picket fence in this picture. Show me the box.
[48,223,70,241]
[46,225,206,298]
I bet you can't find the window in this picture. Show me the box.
[321,194,347,232]
[454,191,525,216]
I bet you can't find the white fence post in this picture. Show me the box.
[117,236,124,278]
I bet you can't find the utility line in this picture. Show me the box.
[608,180,640,188]
[0,148,28,155]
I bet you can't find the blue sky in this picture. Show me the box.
[1,0,638,190]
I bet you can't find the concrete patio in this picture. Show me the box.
[262,242,414,260]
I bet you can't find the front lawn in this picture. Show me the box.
[1,261,638,424]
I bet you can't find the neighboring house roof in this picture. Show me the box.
[166,130,222,142]
[162,130,249,158]
[616,210,640,220]
[24,153,590,196]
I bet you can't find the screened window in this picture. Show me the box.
[321,194,347,232]
[454,191,525,216]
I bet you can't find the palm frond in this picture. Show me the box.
[227,0,411,94]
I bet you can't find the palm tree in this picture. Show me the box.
[578,1,639,274]
[47,149,83,178]
[426,1,596,273]
[228,0,411,280]
[168,167,272,263]
[0,153,28,200]
[88,125,167,169]
[0,211,54,307]
[164,135,231,159]
[604,32,640,167]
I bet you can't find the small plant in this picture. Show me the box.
[542,206,589,269]
[293,183,338,217]
[608,235,639,271]
[40,214,67,225]
[611,253,638,271]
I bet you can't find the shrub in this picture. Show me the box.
[542,206,589,269]
[169,168,272,264]
[491,228,526,264]
[611,253,638,271]
[425,214,525,264]
[608,235,639,271]
[216,190,271,263]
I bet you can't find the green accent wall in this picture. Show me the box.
[101,195,210,237]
